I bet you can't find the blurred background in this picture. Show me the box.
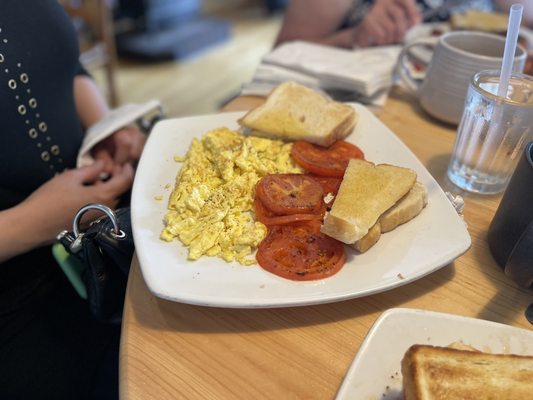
[62,0,288,118]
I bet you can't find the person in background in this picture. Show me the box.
[0,1,146,399]
[275,0,531,49]
[498,0,533,26]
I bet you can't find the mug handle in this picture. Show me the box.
[397,37,438,92]
[505,220,533,288]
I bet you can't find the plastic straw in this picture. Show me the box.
[498,4,523,98]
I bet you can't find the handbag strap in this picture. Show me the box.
[58,203,125,254]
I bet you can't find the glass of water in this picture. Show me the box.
[447,70,533,194]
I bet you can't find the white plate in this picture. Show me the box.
[404,22,450,44]
[131,104,471,308]
[336,308,533,399]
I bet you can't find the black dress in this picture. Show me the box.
[0,1,119,399]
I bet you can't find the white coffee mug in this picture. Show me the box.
[398,31,526,124]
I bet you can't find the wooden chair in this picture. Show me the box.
[61,0,120,107]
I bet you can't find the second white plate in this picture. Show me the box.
[336,308,533,399]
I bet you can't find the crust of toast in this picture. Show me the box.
[321,159,416,244]
[402,345,533,400]
[379,181,428,233]
[349,181,427,253]
[350,222,381,253]
[238,81,357,147]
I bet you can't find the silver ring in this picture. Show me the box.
[72,203,122,238]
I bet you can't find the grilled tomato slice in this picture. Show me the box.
[291,140,364,177]
[254,197,323,226]
[255,174,324,215]
[256,222,346,281]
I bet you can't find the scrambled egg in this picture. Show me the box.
[161,127,303,265]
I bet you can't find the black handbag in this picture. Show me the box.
[56,204,134,324]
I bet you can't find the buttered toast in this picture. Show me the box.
[402,344,533,400]
[238,81,357,147]
[321,159,417,244]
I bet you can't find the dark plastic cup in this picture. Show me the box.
[488,141,533,288]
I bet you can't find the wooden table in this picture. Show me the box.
[119,88,533,400]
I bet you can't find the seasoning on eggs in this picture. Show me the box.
[160,127,303,265]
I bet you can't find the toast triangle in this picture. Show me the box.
[238,81,357,147]
[402,345,533,400]
[321,159,416,244]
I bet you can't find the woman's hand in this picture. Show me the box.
[29,161,133,237]
[0,160,134,262]
[353,0,421,47]
[30,159,133,228]
[91,125,146,174]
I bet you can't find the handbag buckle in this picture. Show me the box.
[57,229,85,254]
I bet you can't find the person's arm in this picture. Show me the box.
[0,161,134,263]
[275,0,356,48]
[493,0,533,27]
[275,0,421,49]
[0,75,142,263]
[74,74,109,129]
[0,75,108,262]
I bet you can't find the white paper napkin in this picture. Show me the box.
[260,41,402,97]
[77,99,163,168]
